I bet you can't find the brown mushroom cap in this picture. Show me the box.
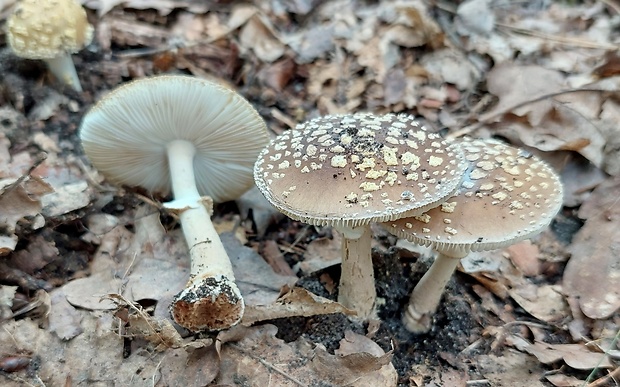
[383,138,564,257]
[7,0,93,60]
[254,113,467,228]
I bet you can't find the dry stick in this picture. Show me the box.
[447,88,612,139]
[433,0,618,50]
[496,22,619,50]
[601,0,620,15]
[583,327,620,386]
[586,366,620,387]
[229,343,306,386]
[106,294,172,348]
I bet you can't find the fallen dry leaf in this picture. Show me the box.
[236,186,284,237]
[0,177,53,233]
[524,341,614,370]
[238,14,285,63]
[564,176,620,319]
[0,175,54,255]
[506,240,542,277]
[507,283,568,323]
[41,181,91,217]
[298,231,342,274]
[482,64,606,167]
[48,288,83,340]
[560,152,608,207]
[476,350,548,386]
[242,286,355,325]
[216,324,397,386]
[456,0,495,36]
[545,373,586,387]
[420,48,481,90]
[0,285,17,320]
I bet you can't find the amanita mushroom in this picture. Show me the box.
[254,113,467,317]
[7,0,94,92]
[382,138,563,332]
[80,75,269,331]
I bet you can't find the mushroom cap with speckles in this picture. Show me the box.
[7,0,93,59]
[80,75,269,203]
[254,113,468,228]
[382,138,564,258]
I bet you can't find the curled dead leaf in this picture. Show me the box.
[241,286,355,326]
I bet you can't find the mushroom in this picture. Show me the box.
[80,75,269,331]
[254,113,467,317]
[7,0,94,92]
[382,138,563,332]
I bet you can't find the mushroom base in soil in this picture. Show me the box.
[383,138,563,333]
[402,252,463,332]
[79,75,269,331]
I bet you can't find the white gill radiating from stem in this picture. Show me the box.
[335,225,376,319]
[402,252,462,333]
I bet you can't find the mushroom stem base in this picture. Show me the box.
[336,225,376,318]
[403,253,460,333]
[45,54,82,92]
[166,139,243,331]
[170,274,244,331]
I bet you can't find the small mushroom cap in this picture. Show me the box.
[7,0,94,59]
[80,75,269,203]
[383,138,564,257]
[254,113,467,228]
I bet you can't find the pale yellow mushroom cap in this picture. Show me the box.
[7,0,94,59]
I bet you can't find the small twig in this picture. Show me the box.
[583,328,620,386]
[151,354,166,387]
[341,376,362,386]
[496,22,619,50]
[106,294,171,348]
[74,157,117,193]
[447,88,613,139]
[0,372,42,387]
[586,366,620,387]
[229,343,307,386]
[501,320,552,330]
[601,0,620,14]
[121,252,139,282]
[289,224,311,250]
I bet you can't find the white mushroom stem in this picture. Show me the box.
[166,139,244,331]
[44,54,82,92]
[403,252,463,333]
[335,225,376,318]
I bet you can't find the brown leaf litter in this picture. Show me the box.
[1,0,620,385]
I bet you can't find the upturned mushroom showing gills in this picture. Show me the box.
[80,75,269,331]
[7,0,94,92]
[382,138,563,333]
[254,113,467,318]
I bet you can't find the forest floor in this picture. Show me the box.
[0,0,619,386]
